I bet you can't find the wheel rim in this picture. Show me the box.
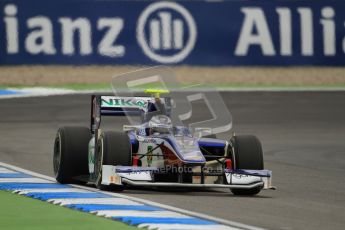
[53,134,61,176]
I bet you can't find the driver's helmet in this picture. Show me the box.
[148,115,172,134]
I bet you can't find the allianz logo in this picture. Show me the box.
[148,12,184,51]
[1,1,196,64]
[136,1,197,63]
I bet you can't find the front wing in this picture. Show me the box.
[101,165,274,190]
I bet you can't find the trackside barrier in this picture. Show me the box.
[0,0,344,65]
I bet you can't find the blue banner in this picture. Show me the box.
[0,0,344,65]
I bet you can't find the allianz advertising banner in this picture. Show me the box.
[0,0,344,66]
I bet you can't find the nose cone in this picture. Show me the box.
[171,136,206,163]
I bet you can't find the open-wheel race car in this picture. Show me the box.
[53,89,274,195]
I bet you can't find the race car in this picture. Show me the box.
[53,89,274,195]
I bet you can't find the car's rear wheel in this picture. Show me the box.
[230,135,264,196]
[53,127,90,183]
[95,131,131,191]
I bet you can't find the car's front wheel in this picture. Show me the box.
[229,135,264,196]
[95,131,132,191]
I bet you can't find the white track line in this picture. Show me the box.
[0,168,17,173]
[139,224,239,230]
[0,178,52,183]
[14,188,90,195]
[0,161,266,230]
[49,198,142,206]
[95,210,189,218]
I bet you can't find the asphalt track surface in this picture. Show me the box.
[0,92,344,230]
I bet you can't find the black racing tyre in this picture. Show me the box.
[95,131,131,191]
[53,127,90,184]
[230,135,264,196]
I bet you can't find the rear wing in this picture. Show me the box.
[100,96,152,115]
[90,95,171,134]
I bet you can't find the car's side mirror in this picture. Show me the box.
[123,125,141,132]
[194,127,212,138]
